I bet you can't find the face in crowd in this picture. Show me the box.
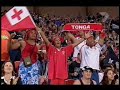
[2,62,14,76]
[106,69,115,81]
[26,30,37,40]
[86,36,96,48]
[82,69,93,79]
[53,37,61,48]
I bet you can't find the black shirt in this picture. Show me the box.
[79,79,94,85]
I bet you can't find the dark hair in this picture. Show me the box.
[101,69,116,85]
[1,61,16,76]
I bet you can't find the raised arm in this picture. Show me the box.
[66,32,91,47]
[97,32,105,46]
[36,27,50,46]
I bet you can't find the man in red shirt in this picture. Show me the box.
[36,27,91,85]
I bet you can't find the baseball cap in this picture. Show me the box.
[82,66,93,73]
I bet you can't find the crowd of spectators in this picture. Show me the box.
[1,9,119,85]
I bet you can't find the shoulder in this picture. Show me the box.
[46,44,55,50]
[19,40,26,48]
[73,79,81,85]
[65,45,74,49]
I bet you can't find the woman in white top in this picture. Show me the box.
[1,61,21,85]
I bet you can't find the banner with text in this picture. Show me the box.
[63,23,104,32]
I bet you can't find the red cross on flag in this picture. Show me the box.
[1,6,36,32]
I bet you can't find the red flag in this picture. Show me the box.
[1,6,36,32]
[63,23,103,32]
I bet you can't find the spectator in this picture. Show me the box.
[73,66,96,85]
[100,69,118,85]
[1,9,119,85]
[103,41,119,68]
[74,31,105,84]
[9,33,22,63]
[69,53,81,79]
[37,27,91,85]
[11,29,45,85]
[1,61,21,85]
[38,43,49,84]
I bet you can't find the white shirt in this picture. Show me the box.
[98,72,104,83]
[77,42,102,70]
[73,40,86,58]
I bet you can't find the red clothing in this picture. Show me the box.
[50,79,65,85]
[60,37,64,43]
[47,44,73,80]
[21,41,38,64]
[1,30,10,61]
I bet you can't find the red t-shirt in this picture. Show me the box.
[47,44,74,79]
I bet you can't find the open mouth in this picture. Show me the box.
[56,42,60,45]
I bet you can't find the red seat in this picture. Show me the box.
[65,79,75,85]
[14,61,20,73]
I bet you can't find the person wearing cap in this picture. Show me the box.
[73,31,105,85]
[73,66,96,85]
[36,26,91,85]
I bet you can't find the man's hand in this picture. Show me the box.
[11,32,16,39]
[35,26,50,46]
